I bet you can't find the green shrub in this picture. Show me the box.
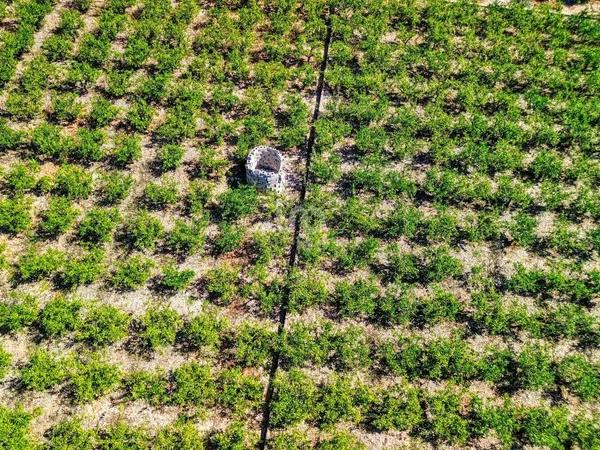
[330,326,371,371]
[271,369,317,428]
[185,180,213,215]
[219,186,259,221]
[50,92,82,123]
[235,322,275,367]
[125,210,164,251]
[143,179,179,209]
[77,304,130,347]
[16,247,64,282]
[70,353,121,403]
[422,336,478,381]
[165,218,207,255]
[100,171,133,204]
[522,407,569,449]
[54,164,93,199]
[217,368,263,414]
[557,355,600,400]
[379,336,423,377]
[4,162,38,194]
[517,345,555,390]
[171,362,216,407]
[317,432,365,450]
[39,296,82,337]
[126,99,154,132]
[334,278,378,318]
[89,96,119,128]
[0,197,32,234]
[205,263,239,303]
[385,245,419,282]
[159,264,195,292]
[570,415,600,450]
[21,348,66,391]
[287,270,328,313]
[335,197,379,237]
[423,246,463,282]
[157,144,185,172]
[214,223,245,254]
[426,210,459,243]
[478,346,513,384]
[377,284,417,326]
[426,389,471,445]
[208,421,254,450]
[96,422,150,449]
[112,134,141,167]
[111,255,154,290]
[0,406,35,450]
[530,150,563,180]
[182,308,228,351]
[421,288,461,324]
[270,430,311,450]
[508,212,537,247]
[0,292,38,333]
[78,208,120,245]
[71,127,105,162]
[0,346,10,379]
[124,370,169,406]
[334,237,378,272]
[368,382,423,432]
[139,307,182,350]
[60,249,105,288]
[155,422,204,450]
[38,197,78,237]
[317,376,362,427]
[46,419,96,450]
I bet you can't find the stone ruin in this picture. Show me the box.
[245,145,285,192]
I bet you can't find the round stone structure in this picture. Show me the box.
[245,145,284,192]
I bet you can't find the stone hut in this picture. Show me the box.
[245,145,284,192]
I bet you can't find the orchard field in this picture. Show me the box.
[0,0,599,448]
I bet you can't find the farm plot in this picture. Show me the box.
[268,1,600,448]
[0,0,326,446]
[0,0,599,448]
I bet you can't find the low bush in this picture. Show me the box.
[159,264,195,292]
[0,406,35,450]
[139,307,182,350]
[76,304,130,347]
[287,270,328,313]
[54,164,93,199]
[157,144,185,172]
[38,197,78,237]
[367,382,423,432]
[182,308,229,351]
[517,345,555,390]
[16,247,64,282]
[522,407,569,449]
[0,347,10,379]
[50,92,82,123]
[235,322,275,367]
[205,263,239,304]
[70,353,121,403]
[171,362,216,407]
[270,369,317,428]
[334,278,378,318]
[112,134,141,167]
[317,376,362,427]
[556,355,600,400]
[218,368,263,414]
[89,96,119,128]
[124,370,169,406]
[214,223,245,254]
[60,249,105,288]
[77,208,120,245]
[219,186,259,221]
[126,99,154,132]
[0,292,38,333]
[21,348,66,391]
[165,218,207,255]
[143,178,179,209]
[125,210,164,251]
[46,419,96,450]
[0,197,32,234]
[100,171,133,204]
[425,389,472,445]
[420,288,461,324]
[4,162,38,194]
[111,255,154,290]
[71,127,105,162]
[39,296,82,337]
[423,246,463,282]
